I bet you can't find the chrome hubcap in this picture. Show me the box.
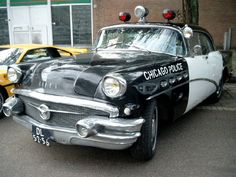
[151,107,158,151]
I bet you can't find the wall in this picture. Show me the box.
[93,0,182,39]
[199,0,236,48]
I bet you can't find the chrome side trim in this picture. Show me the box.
[190,78,218,88]
[13,89,119,118]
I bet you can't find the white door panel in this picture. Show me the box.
[185,80,215,112]
[10,7,30,26]
[13,26,30,44]
[31,25,48,44]
[207,51,223,84]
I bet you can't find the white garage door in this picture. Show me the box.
[9,6,52,44]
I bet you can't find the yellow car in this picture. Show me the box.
[0,44,88,116]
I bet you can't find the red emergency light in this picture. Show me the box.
[119,12,131,22]
[162,9,176,21]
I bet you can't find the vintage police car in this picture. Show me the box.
[3,6,227,160]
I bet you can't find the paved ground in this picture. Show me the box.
[0,84,235,177]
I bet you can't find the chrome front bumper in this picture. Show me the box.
[13,114,144,150]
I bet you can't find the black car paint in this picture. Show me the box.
[18,50,189,120]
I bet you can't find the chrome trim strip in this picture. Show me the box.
[101,24,182,32]
[190,78,218,88]
[14,89,119,118]
[27,102,85,115]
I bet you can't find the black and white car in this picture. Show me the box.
[3,6,228,160]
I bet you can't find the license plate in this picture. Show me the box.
[32,125,51,146]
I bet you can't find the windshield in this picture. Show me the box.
[0,48,23,65]
[96,27,186,56]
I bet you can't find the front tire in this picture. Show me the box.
[130,100,159,160]
[0,89,7,118]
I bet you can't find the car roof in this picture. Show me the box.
[102,22,210,35]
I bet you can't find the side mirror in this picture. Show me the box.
[193,45,202,56]
[182,25,193,39]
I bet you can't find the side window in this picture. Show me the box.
[22,48,51,62]
[198,33,214,55]
[57,49,73,57]
[188,31,214,56]
[188,32,201,55]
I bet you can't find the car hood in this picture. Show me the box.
[23,51,177,98]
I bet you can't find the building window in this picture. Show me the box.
[52,6,71,45]
[72,5,91,45]
[0,8,9,44]
[52,4,91,46]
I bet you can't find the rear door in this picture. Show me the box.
[184,31,223,113]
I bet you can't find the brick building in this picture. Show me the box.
[93,0,236,48]
[0,0,92,46]
[0,0,235,48]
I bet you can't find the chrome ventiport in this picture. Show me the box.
[3,96,24,117]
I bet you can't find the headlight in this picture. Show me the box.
[7,66,22,83]
[102,74,127,98]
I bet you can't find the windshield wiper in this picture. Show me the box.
[94,42,123,51]
[128,45,153,53]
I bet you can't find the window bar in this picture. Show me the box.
[70,5,73,47]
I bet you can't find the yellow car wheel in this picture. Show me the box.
[0,89,7,118]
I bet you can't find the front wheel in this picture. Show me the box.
[0,90,7,118]
[130,100,159,160]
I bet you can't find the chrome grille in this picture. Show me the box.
[19,95,109,128]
